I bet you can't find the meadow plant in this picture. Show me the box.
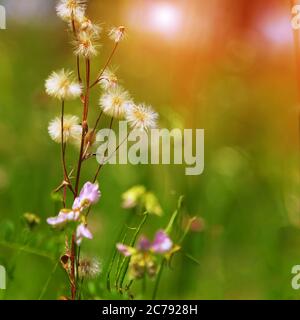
[44,0,190,300]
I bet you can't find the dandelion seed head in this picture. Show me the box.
[79,17,102,37]
[56,0,86,21]
[45,69,82,100]
[74,30,99,58]
[78,257,101,279]
[48,115,82,144]
[109,26,126,43]
[126,104,158,131]
[56,0,86,22]
[99,86,132,119]
[99,69,118,90]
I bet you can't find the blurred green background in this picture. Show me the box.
[0,0,300,299]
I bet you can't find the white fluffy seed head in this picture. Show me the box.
[79,17,101,36]
[78,257,101,279]
[45,69,82,100]
[99,69,118,90]
[74,30,99,58]
[56,0,86,22]
[126,104,158,131]
[108,26,126,43]
[48,115,82,144]
[99,86,132,119]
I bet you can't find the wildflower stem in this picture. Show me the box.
[106,220,131,291]
[72,58,91,300]
[82,110,103,160]
[90,42,119,89]
[76,245,81,285]
[142,274,147,297]
[92,117,114,182]
[71,12,82,83]
[179,217,197,244]
[70,232,76,300]
[60,100,67,207]
[93,130,129,182]
[59,100,75,198]
[0,241,55,261]
[75,58,91,196]
[38,261,59,300]
[77,56,82,83]
[165,195,184,235]
[117,213,149,290]
[152,259,165,300]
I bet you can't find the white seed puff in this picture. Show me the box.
[99,69,118,90]
[99,86,132,119]
[108,26,126,43]
[126,104,158,131]
[76,17,102,37]
[45,69,82,100]
[56,0,86,22]
[74,30,99,58]
[48,115,82,145]
[78,257,101,279]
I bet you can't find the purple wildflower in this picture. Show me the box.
[47,209,80,227]
[73,182,101,211]
[151,230,173,254]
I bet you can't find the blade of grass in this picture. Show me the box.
[38,261,59,300]
[152,259,165,300]
[117,213,149,290]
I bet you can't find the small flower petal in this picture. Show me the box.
[151,230,173,254]
[76,224,93,245]
[137,236,152,251]
[116,243,136,257]
[73,182,101,211]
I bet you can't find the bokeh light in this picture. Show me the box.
[126,1,183,40]
[148,2,182,36]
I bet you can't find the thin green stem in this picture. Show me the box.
[90,42,119,88]
[93,130,129,183]
[0,241,55,261]
[117,213,149,290]
[152,259,165,300]
[82,110,103,160]
[38,261,58,300]
[92,117,114,183]
[75,58,90,196]
[59,100,75,197]
[165,195,184,234]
